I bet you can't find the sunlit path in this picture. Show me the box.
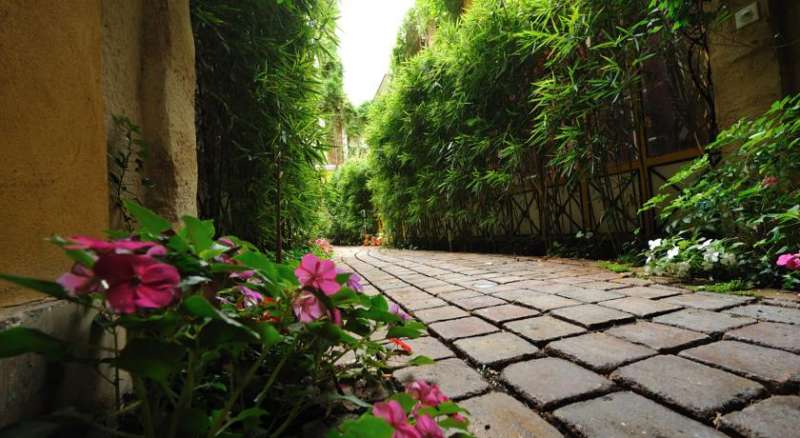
[338,247,800,437]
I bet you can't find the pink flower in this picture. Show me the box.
[65,236,166,257]
[406,380,448,407]
[389,302,411,321]
[414,415,443,438]
[57,263,98,296]
[762,176,779,188]
[777,253,800,270]
[292,290,327,323]
[373,401,420,438]
[230,269,257,281]
[295,254,340,295]
[93,254,180,314]
[239,286,264,307]
[336,267,364,292]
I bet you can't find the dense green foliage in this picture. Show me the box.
[368,0,703,250]
[643,95,800,289]
[324,159,378,244]
[193,0,341,253]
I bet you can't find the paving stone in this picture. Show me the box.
[724,322,800,353]
[393,358,489,400]
[680,341,800,388]
[550,304,634,328]
[577,281,629,291]
[503,358,614,408]
[403,297,447,311]
[454,331,539,366]
[721,396,800,438]
[425,284,464,295]
[459,392,564,438]
[492,289,546,302]
[387,336,456,368]
[611,277,652,287]
[612,355,764,418]
[436,289,483,300]
[514,294,582,311]
[505,316,586,343]
[620,286,683,299]
[653,308,755,334]
[661,292,755,311]
[529,283,583,295]
[473,303,539,323]
[726,304,800,325]
[470,280,498,290]
[600,296,682,317]
[451,295,506,310]
[428,316,499,340]
[554,391,727,438]
[605,321,708,352]
[546,333,656,372]
[413,306,470,323]
[556,288,625,303]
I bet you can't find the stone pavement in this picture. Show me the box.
[337,247,800,438]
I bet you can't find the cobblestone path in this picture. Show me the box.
[336,247,800,438]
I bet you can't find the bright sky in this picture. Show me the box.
[337,0,415,106]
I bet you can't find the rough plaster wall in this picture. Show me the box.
[0,0,119,428]
[141,0,198,222]
[708,0,784,129]
[0,0,109,306]
[102,0,146,230]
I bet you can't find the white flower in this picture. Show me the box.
[675,262,691,277]
[648,239,663,250]
[703,250,720,263]
[721,253,737,267]
[699,239,714,249]
[666,246,680,260]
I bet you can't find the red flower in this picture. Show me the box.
[65,236,166,256]
[389,337,413,354]
[762,176,779,188]
[57,263,99,296]
[93,254,180,314]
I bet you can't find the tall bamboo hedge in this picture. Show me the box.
[368,0,712,252]
[192,0,341,255]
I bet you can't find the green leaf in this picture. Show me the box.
[182,296,255,336]
[181,216,216,255]
[198,320,256,348]
[331,414,393,438]
[253,322,282,347]
[388,392,417,414]
[387,321,426,339]
[176,408,210,437]
[407,355,435,366]
[0,274,69,300]
[116,338,185,383]
[123,200,171,235]
[0,327,68,360]
[234,252,280,283]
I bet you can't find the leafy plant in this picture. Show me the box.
[643,95,800,289]
[0,202,442,437]
[324,159,379,245]
[598,261,631,273]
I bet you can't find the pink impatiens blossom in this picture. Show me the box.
[57,263,98,296]
[292,290,326,323]
[336,267,364,292]
[406,380,448,407]
[93,254,180,314]
[230,269,257,281]
[777,253,800,270]
[65,236,166,257]
[295,254,340,295]
[389,302,411,321]
[373,401,420,438]
[414,415,444,438]
[239,286,264,307]
[762,176,779,188]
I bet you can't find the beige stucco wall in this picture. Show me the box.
[0,0,197,427]
[708,0,784,129]
[0,0,109,306]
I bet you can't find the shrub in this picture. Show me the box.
[0,202,473,437]
[643,95,800,289]
[324,159,378,245]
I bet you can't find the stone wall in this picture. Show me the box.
[0,0,197,427]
